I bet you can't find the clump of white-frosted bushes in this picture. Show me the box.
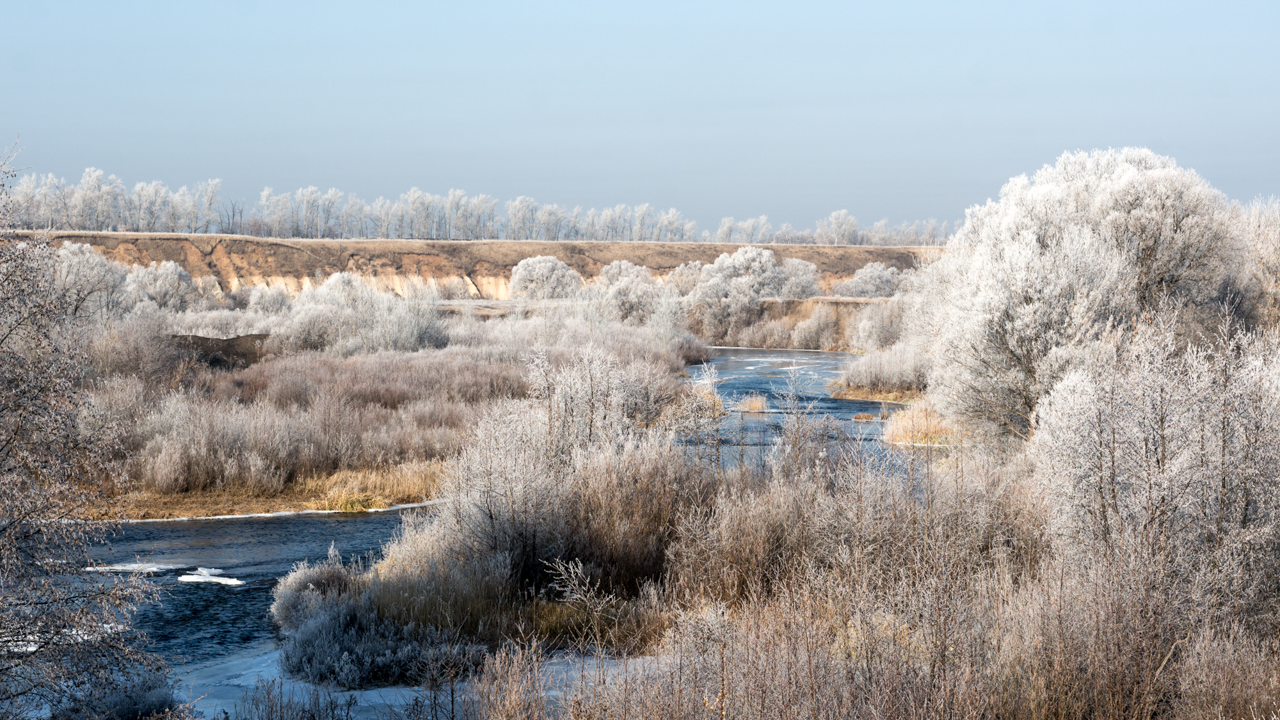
[508,255,583,300]
[271,547,488,688]
[840,341,928,392]
[57,242,449,359]
[831,261,905,298]
[509,249,842,348]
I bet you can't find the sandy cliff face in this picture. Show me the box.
[22,231,938,299]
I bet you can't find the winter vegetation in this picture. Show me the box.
[7,145,1280,719]
[0,152,186,718]
[256,147,1280,720]
[10,167,950,245]
[831,260,903,297]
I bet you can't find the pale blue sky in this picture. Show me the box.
[3,1,1277,230]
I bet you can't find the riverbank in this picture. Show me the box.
[104,462,442,520]
[830,384,922,403]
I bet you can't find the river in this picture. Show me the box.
[90,348,892,714]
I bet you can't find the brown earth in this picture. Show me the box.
[172,333,268,369]
[18,230,939,299]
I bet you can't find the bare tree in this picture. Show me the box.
[0,148,160,716]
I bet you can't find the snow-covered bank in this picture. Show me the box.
[176,644,652,718]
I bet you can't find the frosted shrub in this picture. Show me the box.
[734,319,791,349]
[591,259,670,324]
[1175,627,1280,718]
[167,307,279,338]
[779,257,820,298]
[271,546,358,633]
[49,671,188,720]
[65,251,450,355]
[272,546,488,689]
[246,284,291,314]
[279,347,710,657]
[578,452,1051,720]
[445,312,689,374]
[509,255,582,300]
[664,260,702,295]
[832,261,902,297]
[669,476,842,601]
[86,311,189,382]
[840,341,929,391]
[671,332,711,365]
[282,591,486,689]
[685,247,818,342]
[57,243,230,320]
[847,299,905,351]
[272,302,338,351]
[122,260,222,312]
[268,273,447,355]
[790,303,840,349]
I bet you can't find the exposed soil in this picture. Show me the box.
[20,230,940,299]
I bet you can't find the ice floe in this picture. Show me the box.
[178,568,245,586]
[85,562,190,574]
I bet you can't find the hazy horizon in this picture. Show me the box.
[4,1,1278,231]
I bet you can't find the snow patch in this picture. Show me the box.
[178,568,245,586]
[86,562,190,574]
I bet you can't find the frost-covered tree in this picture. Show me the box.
[920,148,1242,438]
[1240,197,1280,324]
[1035,319,1280,628]
[0,153,161,716]
[816,210,858,245]
[9,165,964,245]
[509,255,582,300]
[665,260,703,296]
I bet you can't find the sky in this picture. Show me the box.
[3,1,1278,231]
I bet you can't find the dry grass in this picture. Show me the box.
[831,385,923,403]
[881,403,959,446]
[305,461,443,511]
[106,462,442,519]
[735,393,768,414]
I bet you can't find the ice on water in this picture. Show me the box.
[178,567,246,586]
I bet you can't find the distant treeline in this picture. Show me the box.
[10,168,951,245]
